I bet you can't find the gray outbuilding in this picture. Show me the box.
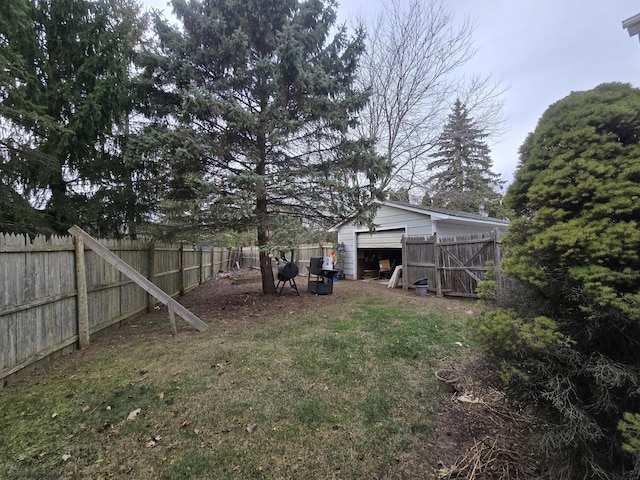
[335,201,509,280]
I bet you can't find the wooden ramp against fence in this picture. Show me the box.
[1,234,327,385]
[69,226,208,337]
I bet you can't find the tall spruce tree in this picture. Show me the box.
[427,99,504,215]
[0,0,55,233]
[142,0,386,293]
[0,0,149,236]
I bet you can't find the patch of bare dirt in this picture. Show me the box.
[433,357,542,479]
[135,268,477,336]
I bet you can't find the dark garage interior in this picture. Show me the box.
[357,248,403,279]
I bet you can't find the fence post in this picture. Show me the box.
[434,233,442,297]
[74,235,90,348]
[199,247,204,284]
[402,235,408,290]
[214,247,218,273]
[147,240,156,312]
[179,243,185,296]
[493,229,501,265]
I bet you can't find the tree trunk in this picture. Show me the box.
[256,132,276,294]
[258,232,276,295]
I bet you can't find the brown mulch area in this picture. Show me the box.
[135,268,478,337]
[95,268,542,478]
[433,357,542,479]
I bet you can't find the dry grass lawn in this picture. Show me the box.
[0,275,537,479]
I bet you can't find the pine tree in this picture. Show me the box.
[0,0,55,233]
[0,0,149,236]
[427,98,504,215]
[141,0,386,293]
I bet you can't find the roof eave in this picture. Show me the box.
[622,13,640,38]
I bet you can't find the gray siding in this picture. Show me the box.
[337,205,433,279]
[435,220,505,237]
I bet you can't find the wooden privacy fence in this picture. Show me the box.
[0,233,234,386]
[402,231,503,298]
[241,243,335,273]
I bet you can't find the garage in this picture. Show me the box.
[336,201,509,281]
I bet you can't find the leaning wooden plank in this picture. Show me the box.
[68,226,208,332]
[388,265,402,288]
[168,305,177,337]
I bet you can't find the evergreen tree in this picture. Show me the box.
[427,98,504,215]
[388,187,410,203]
[0,0,149,236]
[141,0,386,293]
[0,0,55,233]
[473,83,640,478]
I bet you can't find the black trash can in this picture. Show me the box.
[413,278,429,297]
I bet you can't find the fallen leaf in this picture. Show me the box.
[158,392,164,400]
[51,413,58,419]
[106,405,112,411]
[180,420,191,428]
[62,453,71,461]
[193,428,200,435]
[146,435,162,448]
[97,421,112,432]
[82,405,90,412]
[246,424,257,433]
[127,408,142,421]
[457,392,482,404]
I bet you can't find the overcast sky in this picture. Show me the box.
[144,0,640,186]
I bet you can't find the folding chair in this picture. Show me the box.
[378,259,392,279]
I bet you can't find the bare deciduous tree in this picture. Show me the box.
[355,0,505,202]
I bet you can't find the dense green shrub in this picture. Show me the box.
[619,413,640,460]
[472,83,640,479]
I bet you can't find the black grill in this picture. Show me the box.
[275,251,299,296]
[278,261,299,280]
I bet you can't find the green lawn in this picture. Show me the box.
[0,288,473,479]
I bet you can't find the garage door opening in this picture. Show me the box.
[357,248,402,280]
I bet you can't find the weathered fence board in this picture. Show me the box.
[69,226,208,333]
[0,232,232,386]
[1,234,346,385]
[403,231,503,297]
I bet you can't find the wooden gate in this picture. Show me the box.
[402,231,503,297]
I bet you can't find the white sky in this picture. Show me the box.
[143,0,640,186]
